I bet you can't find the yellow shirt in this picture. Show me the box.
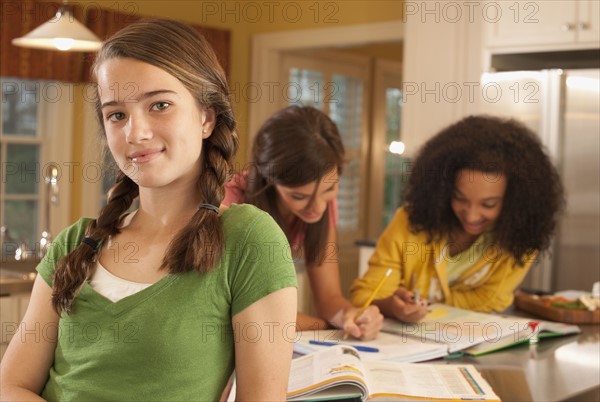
[350,207,537,313]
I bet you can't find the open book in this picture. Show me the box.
[288,344,501,401]
[382,304,581,356]
[295,329,448,363]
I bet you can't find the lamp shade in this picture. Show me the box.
[12,7,102,52]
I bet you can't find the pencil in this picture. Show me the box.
[342,268,392,340]
[357,268,393,318]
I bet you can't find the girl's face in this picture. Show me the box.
[275,169,339,224]
[451,169,507,236]
[96,57,214,190]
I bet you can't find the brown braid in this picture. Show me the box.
[52,174,139,313]
[163,125,238,272]
[51,19,238,313]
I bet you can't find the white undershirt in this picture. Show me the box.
[89,210,152,302]
[90,262,152,302]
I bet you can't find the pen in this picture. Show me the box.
[308,340,379,353]
[413,289,420,304]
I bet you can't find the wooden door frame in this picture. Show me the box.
[367,59,403,239]
[249,20,403,159]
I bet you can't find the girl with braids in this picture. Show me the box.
[0,20,297,401]
[224,105,383,340]
[351,115,564,322]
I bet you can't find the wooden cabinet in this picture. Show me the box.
[0,292,31,360]
[486,0,599,50]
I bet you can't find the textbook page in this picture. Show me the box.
[286,345,500,401]
[383,304,535,353]
[287,345,368,401]
[296,329,448,362]
[383,304,580,354]
[365,361,501,401]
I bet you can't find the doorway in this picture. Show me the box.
[249,21,403,303]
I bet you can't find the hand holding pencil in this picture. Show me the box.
[339,269,391,341]
[356,268,428,323]
[339,304,383,341]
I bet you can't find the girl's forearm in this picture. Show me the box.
[0,385,46,401]
[296,311,329,331]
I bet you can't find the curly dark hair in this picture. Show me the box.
[404,115,564,265]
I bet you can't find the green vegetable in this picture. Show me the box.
[551,300,587,310]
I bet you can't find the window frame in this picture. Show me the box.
[1,78,73,258]
[279,51,371,307]
[367,60,403,239]
[280,50,371,246]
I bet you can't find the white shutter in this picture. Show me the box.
[281,51,371,301]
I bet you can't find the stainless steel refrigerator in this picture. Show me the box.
[479,68,600,292]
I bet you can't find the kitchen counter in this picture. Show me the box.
[439,308,600,402]
[0,260,38,296]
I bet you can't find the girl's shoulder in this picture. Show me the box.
[221,202,263,220]
[50,217,95,252]
[386,206,433,242]
[389,206,412,230]
[36,217,95,285]
[220,203,285,242]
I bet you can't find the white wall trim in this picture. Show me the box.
[80,99,104,219]
[43,82,74,237]
[249,20,403,156]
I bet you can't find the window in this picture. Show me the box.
[282,51,371,307]
[367,60,404,238]
[284,52,370,238]
[1,78,73,260]
[330,74,363,232]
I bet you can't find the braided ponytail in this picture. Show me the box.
[163,119,238,273]
[52,174,139,313]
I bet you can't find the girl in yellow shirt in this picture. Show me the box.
[351,115,564,322]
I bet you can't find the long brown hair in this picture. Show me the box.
[245,105,345,267]
[52,19,238,313]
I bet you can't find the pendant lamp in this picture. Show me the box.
[12,3,102,52]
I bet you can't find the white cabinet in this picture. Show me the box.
[578,0,600,43]
[0,292,31,360]
[486,0,599,50]
[401,4,486,155]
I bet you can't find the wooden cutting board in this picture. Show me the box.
[514,290,600,324]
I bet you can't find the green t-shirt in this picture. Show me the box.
[37,204,297,402]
